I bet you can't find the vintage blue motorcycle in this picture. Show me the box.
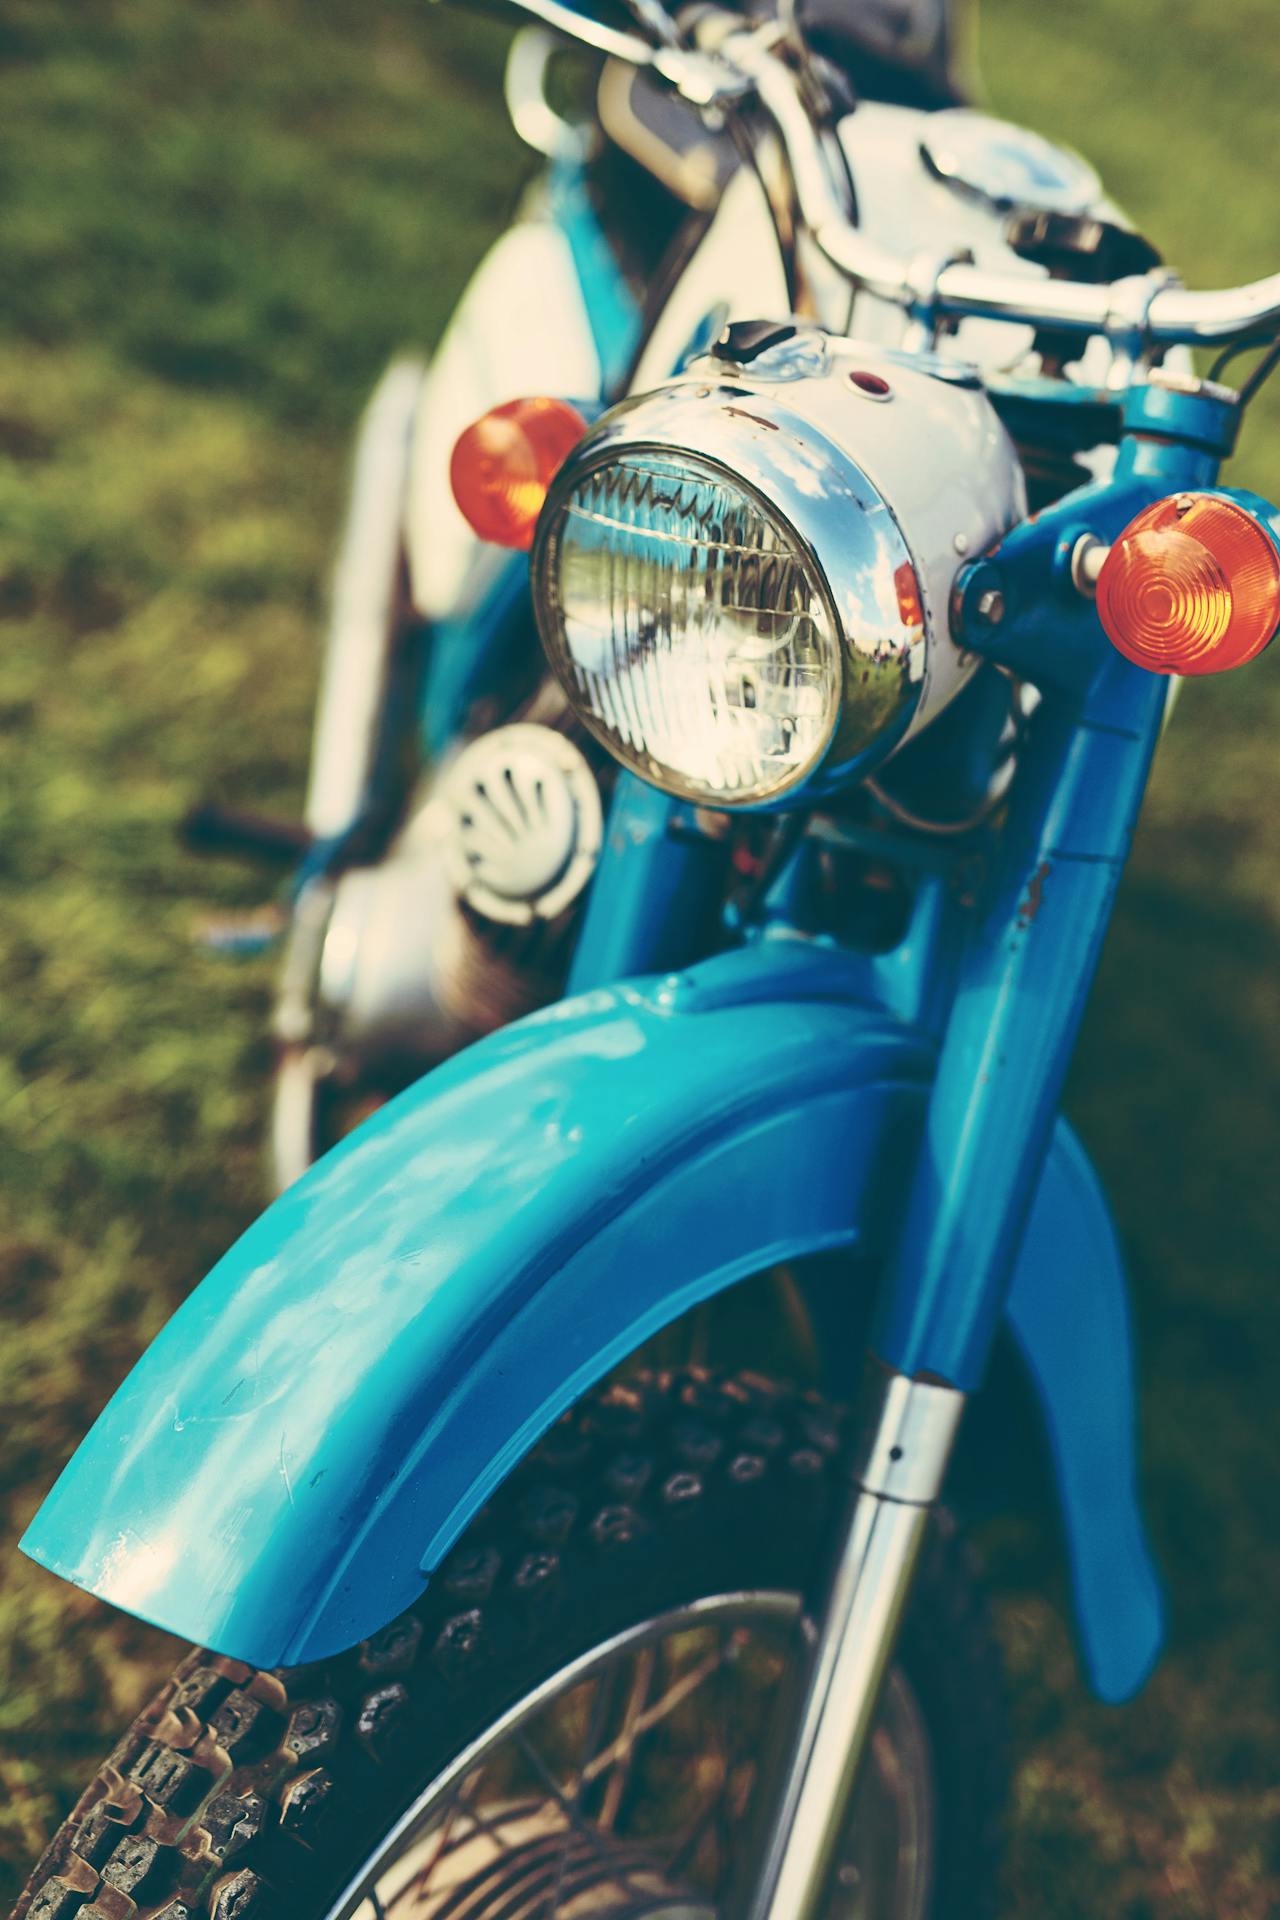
[14,3,1280,1918]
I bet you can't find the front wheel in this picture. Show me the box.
[13,1372,1007,1920]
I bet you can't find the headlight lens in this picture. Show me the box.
[534,451,843,804]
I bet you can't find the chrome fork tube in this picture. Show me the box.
[748,1366,965,1920]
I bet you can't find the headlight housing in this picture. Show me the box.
[536,449,847,804]
[531,334,1025,807]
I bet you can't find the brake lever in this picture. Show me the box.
[444,0,750,109]
[619,0,682,49]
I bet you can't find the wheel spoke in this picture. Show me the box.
[579,1641,726,1790]
[355,1593,930,1920]
[506,1679,625,1916]
[549,1670,618,1917]
[407,1769,482,1899]
[597,1644,656,1832]
[664,1629,754,1893]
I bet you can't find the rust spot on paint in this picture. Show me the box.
[722,406,779,431]
[1017,860,1051,929]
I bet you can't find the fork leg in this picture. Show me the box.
[747,1364,964,1920]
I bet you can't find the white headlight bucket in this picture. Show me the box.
[532,330,1025,806]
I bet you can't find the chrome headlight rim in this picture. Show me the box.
[534,439,845,806]
[530,382,928,810]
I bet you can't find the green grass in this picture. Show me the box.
[0,1,1277,1913]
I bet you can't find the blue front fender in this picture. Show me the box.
[22,944,1162,1699]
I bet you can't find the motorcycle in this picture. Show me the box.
[213,0,985,1193]
[13,3,1280,1917]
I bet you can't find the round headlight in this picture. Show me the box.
[535,449,843,804]
[530,376,941,809]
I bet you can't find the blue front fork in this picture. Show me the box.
[878,652,1168,1385]
[745,411,1235,1920]
[568,777,730,991]
[570,414,1225,1405]
[880,412,1230,1389]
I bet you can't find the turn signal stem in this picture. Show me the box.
[955,483,1280,694]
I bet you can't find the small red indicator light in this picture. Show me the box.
[1096,493,1280,675]
[848,369,892,399]
[893,560,924,628]
[450,397,588,550]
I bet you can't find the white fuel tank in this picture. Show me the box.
[404,216,603,625]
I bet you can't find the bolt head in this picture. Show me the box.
[975,587,1005,625]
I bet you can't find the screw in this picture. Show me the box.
[975,587,1005,625]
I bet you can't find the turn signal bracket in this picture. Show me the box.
[951,476,1170,697]
[955,478,1280,696]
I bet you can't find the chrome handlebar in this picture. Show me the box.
[459,0,734,97]
[465,0,1280,353]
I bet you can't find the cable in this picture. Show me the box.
[1209,331,1275,385]
[1238,334,1280,406]
[863,675,1031,838]
[862,774,1006,838]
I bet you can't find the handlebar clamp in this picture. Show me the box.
[903,247,977,347]
[1103,268,1184,369]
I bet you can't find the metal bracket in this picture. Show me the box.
[900,246,974,351]
[1103,268,1183,384]
[504,27,596,163]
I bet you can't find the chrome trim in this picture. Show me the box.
[474,0,748,107]
[271,1045,326,1195]
[270,876,337,1192]
[853,1367,967,1504]
[504,27,594,162]
[472,0,659,68]
[619,0,683,49]
[531,382,926,803]
[748,1369,965,1920]
[1071,533,1109,600]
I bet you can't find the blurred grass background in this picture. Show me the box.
[0,0,1277,1914]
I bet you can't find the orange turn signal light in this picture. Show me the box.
[1096,492,1280,676]
[450,397,588,551]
